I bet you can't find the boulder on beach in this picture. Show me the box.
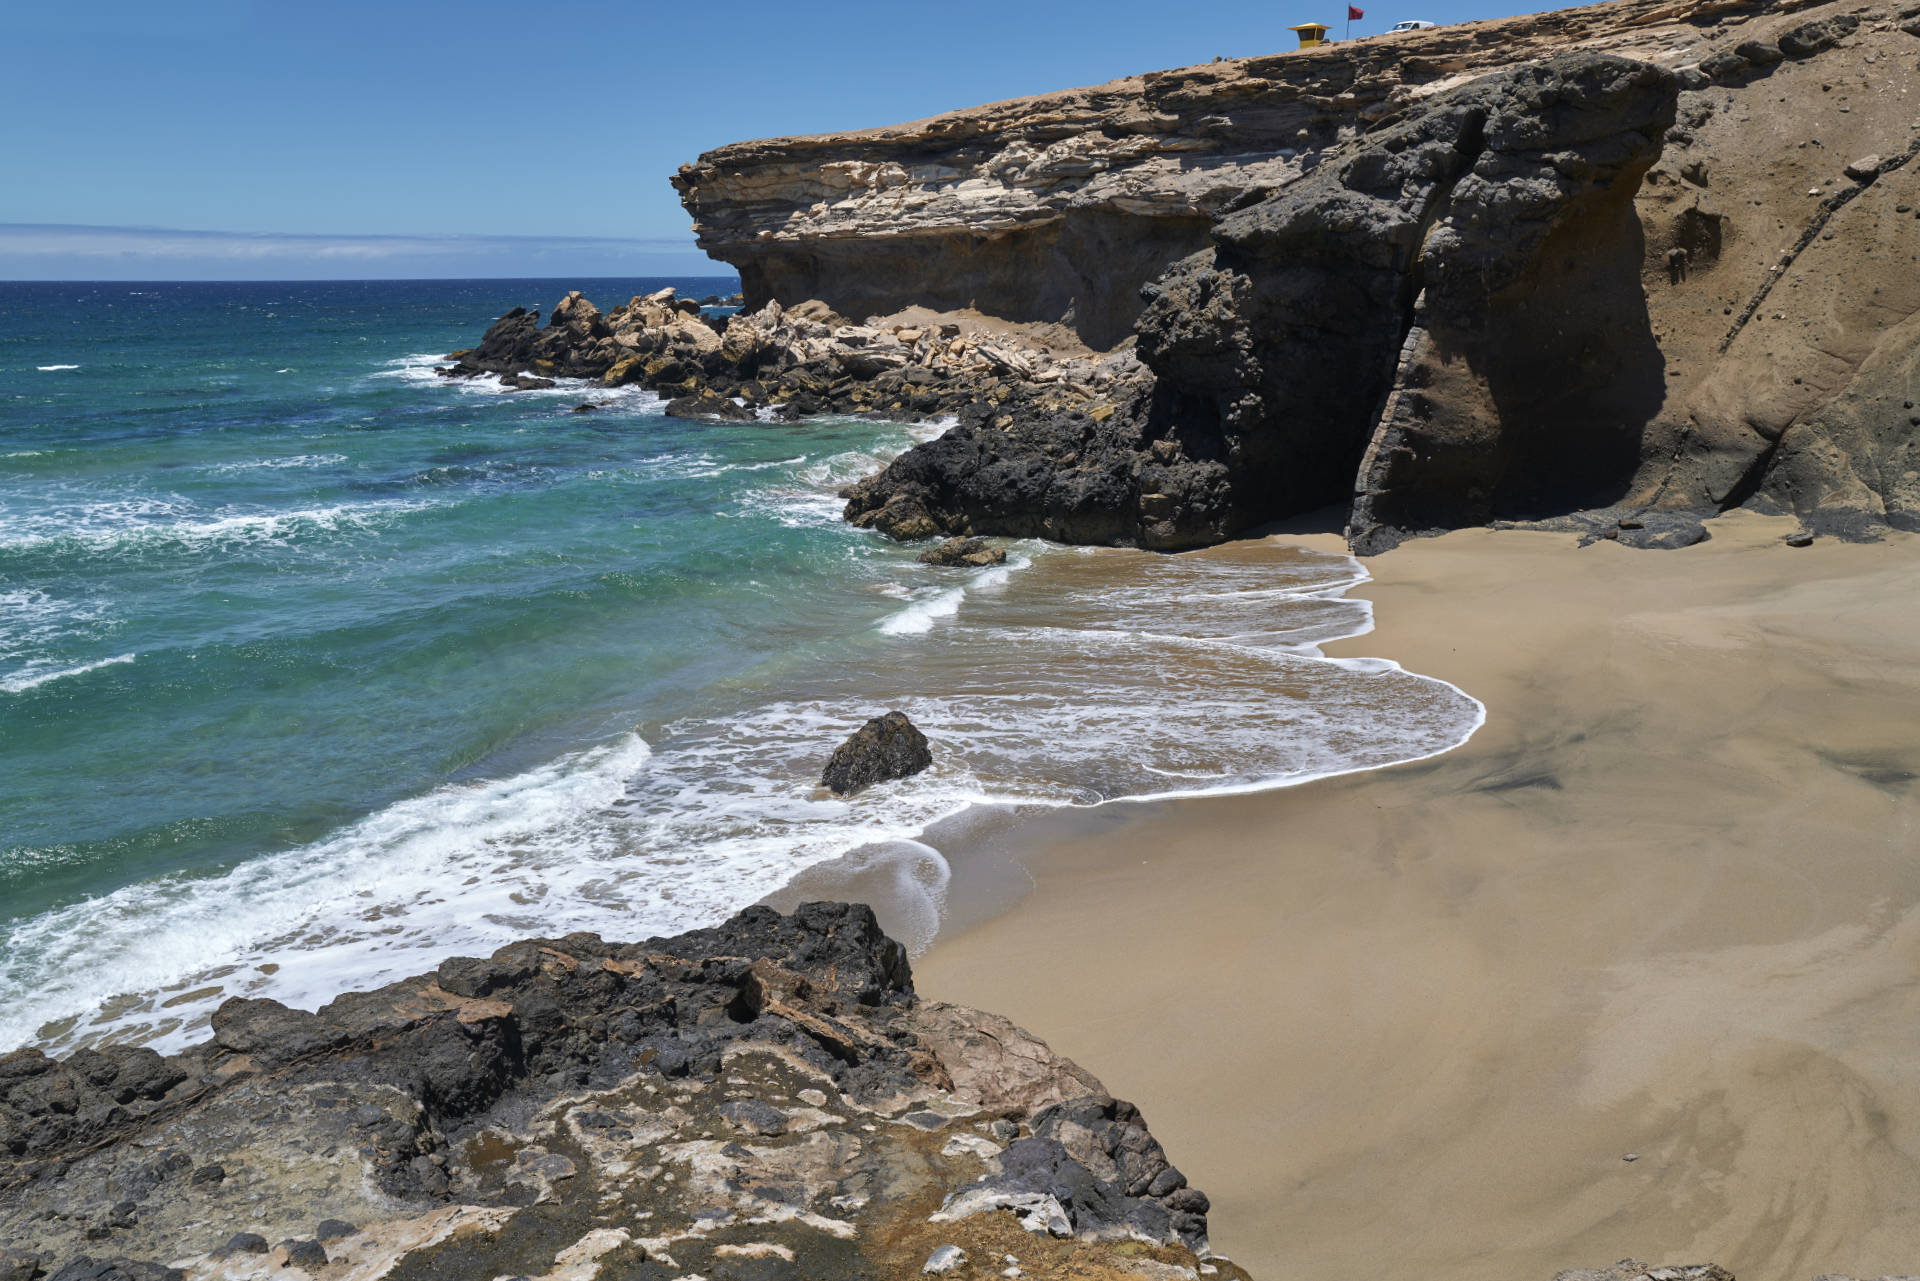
[917,536,1007,569]
[821,711,932,795]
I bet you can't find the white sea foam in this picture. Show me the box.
[877,549,1029,635]
[36,364,79,372]
[736,441,921,529]
[0,711,998,1054]
[0,400,1483,1057]
[1,653,134,695]
[879,586,966,635]
[0,734,656,1052]
[0,535,1485,1055]
[206,453,349,475]
[373,352,667,413]
[0,588,112,679]
[0,493,433,555]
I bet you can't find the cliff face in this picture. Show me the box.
[684,0,1920,552]
[0,905,1242,1281]
[674,0,1789,351]
[842,51,1682,549]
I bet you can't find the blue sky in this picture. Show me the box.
[5,0,1554,278]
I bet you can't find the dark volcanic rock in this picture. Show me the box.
[820,711,933,795]
[665,387,756,420]
[0,904,1233,1281]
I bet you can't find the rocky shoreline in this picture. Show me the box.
[438,288,1147,429]
[446,0,1920,558]
[1,905,1901,1280]
[0,904,1240,1281]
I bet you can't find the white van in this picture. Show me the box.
[1388,18,1438,30]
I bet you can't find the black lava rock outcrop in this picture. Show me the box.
[820,711,933,795]
[0,904,1238,1281]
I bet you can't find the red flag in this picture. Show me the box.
[1348,5,1364,18]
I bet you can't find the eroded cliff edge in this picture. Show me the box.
[0,904,1242,1281]
[677,0,1920,552]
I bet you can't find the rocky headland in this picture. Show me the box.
[0,904,1239,1281]
[632,0,1917,553]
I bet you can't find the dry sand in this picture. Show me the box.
[915,511,1920,1281]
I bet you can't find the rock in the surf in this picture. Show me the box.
[664,387,755,421]
[821,711,932,795]
[916,536,1006,568]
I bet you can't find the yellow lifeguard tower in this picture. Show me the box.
[1289,21,1331,46]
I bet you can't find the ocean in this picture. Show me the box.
[0,278,1483,1055]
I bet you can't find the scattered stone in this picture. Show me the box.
[923,1245,967,1275]
[571,402,599,413]
[1785,531,1816,547]
[41,1261,183,1281]
[1844,155,1884,183]
[281,1241,328,1270]
[216,1234,268,1257]
[1777,12,1859,57]
[1616,521,1711,551]
[0,1253,45,1281]
[820,711,933,795]
[917,536,1007,568]
[1623,1153,1640,1162]
[313,1220,357,1243]
[187,1164,224,1186]
[716,1098,788,1136]
[941,1133,1004,1159]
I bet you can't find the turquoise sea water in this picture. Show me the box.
[0,279,1483,1054]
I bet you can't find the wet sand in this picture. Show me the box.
[914,512,1920,1281]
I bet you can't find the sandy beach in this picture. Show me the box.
[915,512,1920,1281]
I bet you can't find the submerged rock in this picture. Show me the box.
[820,711,933,795]
[917,536,1007,568]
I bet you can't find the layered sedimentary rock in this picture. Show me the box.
[817,0,1920,550]
[670,0,1804,351]
[0,904,1237,1281]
